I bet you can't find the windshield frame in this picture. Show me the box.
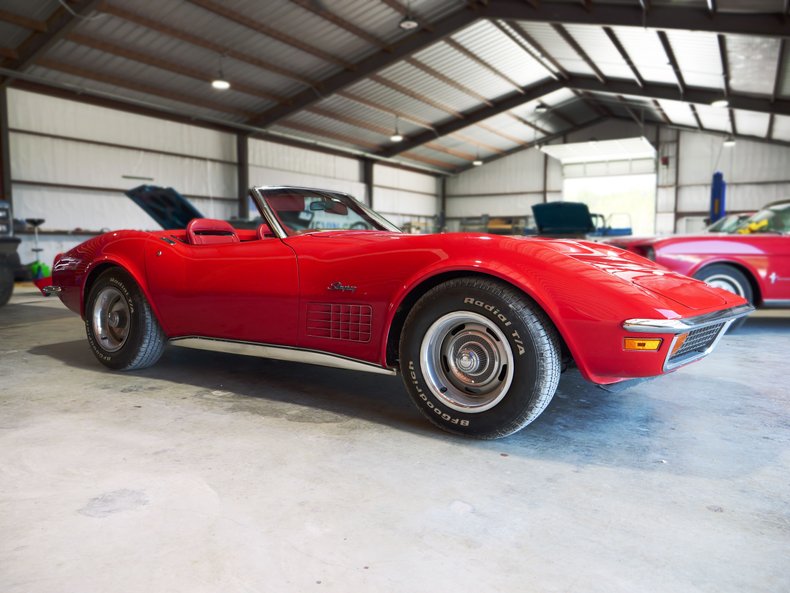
[250,186,401,239]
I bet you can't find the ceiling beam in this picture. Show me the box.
[98,2,317,87]
[377,78,564,157]
[689,104,704,130]
[405,57,493,106]
[767,38,787,139]
[288,0,389,50]
[66,32,286,105]
[453,115,608,173]
[0,9,48,32]
[657,31,686,96]
[249,5,480,128]
[1,0,103,88]
[566,75,790,117]
[485,0,790,37]
[717,34,731,97]
[603,26,644,88]
[552,23,606,83]
[186,0,352,69]
[36,58,257,118]
[652,99,672,125]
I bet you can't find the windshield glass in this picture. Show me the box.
[254,187,400,236]
[707,213,749,233]
[734,203,790,234]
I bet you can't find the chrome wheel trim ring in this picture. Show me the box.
[419,311,515,414]
[91,286,131,352]
[704,274,745,297]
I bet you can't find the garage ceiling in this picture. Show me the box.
[1,0,789,174]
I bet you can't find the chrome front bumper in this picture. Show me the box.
[42,285,62,296]
[623,303,754,371]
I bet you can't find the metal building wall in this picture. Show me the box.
[8,89,238,266]
[372,164,439,231]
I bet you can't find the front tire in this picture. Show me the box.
[693,264,753,330]
[399,277,561,439]
[0,264,13,307]
[85,268,166,370]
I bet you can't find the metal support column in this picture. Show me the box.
[236,133,249,219]
[439,176,447,232]
[0,88,12,209]
[362,157,374,208]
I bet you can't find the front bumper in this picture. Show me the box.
[623,303,754,371]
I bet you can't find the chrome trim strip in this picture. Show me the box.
[662,318,735,372]
[42,285,62,295]
[763,299,790,308]
[249,188,288,240]
[169,336,397,376]
[622,304,754,334]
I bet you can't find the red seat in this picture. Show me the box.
[186,218,239,245]
[256,223,273,240]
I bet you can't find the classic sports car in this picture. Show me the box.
[38,186,752,438]
[607,200,790,315]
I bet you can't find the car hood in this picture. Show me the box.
[555,239,729,310]
[125,185,203,230]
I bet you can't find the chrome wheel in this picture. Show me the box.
[91,286,131,352]
[419,311,515,413]
[703,274,745,297]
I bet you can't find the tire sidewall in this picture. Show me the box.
[400,282,543,436]
[695,264,753,303]
[85,269,146,370]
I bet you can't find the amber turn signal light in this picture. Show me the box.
[670,333,689,356]
[624,337,663,351]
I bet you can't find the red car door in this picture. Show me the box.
[144,237,299,345]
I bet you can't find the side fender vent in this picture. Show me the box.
[307,303,372,343]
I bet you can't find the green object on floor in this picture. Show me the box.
[30,261,50,280]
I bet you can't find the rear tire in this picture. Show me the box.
[85,268,166,370]
[399,277,561,439]
[693,264,753,330]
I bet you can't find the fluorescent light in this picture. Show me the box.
[535,103,548,114]
[212,79,230,90]
[390,133,403,143]
[711,99,729,108]
[723,136,736,147]
[472,159,483,166]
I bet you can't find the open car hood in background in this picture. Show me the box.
[532,202,595,236]
[125,185,203,230]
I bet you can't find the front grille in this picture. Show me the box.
[669,322,725,362]
[306,303,372,343]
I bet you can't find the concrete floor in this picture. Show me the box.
[1,283,788,593]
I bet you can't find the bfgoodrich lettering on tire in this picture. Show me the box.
[85,268,166,370]
[399,277,561,439]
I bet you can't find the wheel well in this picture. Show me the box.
[385,271,572,368]
[695,261,761,304]
[82,263,120,310]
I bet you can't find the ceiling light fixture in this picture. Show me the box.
[390,116,403,142]
[472,159,483,166]
[711,98,729,108]
[399,14,419,30]
[212,55,230,90]
[535,103,548,114]
[723,135,736,147]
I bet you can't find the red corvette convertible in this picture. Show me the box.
[608,200,790,314]
[39,186,751,438]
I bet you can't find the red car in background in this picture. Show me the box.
[608,200,790,312]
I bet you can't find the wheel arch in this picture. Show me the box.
[692,260,762,305]
[383,269,572,369]
[81,258,165,330]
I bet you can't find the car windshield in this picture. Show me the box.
[707,213,749,233]
[733,203,790,234]
[254,187,400,236]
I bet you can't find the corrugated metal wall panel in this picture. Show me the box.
[516,22,596,77]
[248,138,361,183]
[771,115,790,142]
[726,35,781,96]
[735,111,770,137]
[450,20,549,89]
[666,30,723,89]
[8,89,237,161]
[563,25,634,80]
[610,27,677,85]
